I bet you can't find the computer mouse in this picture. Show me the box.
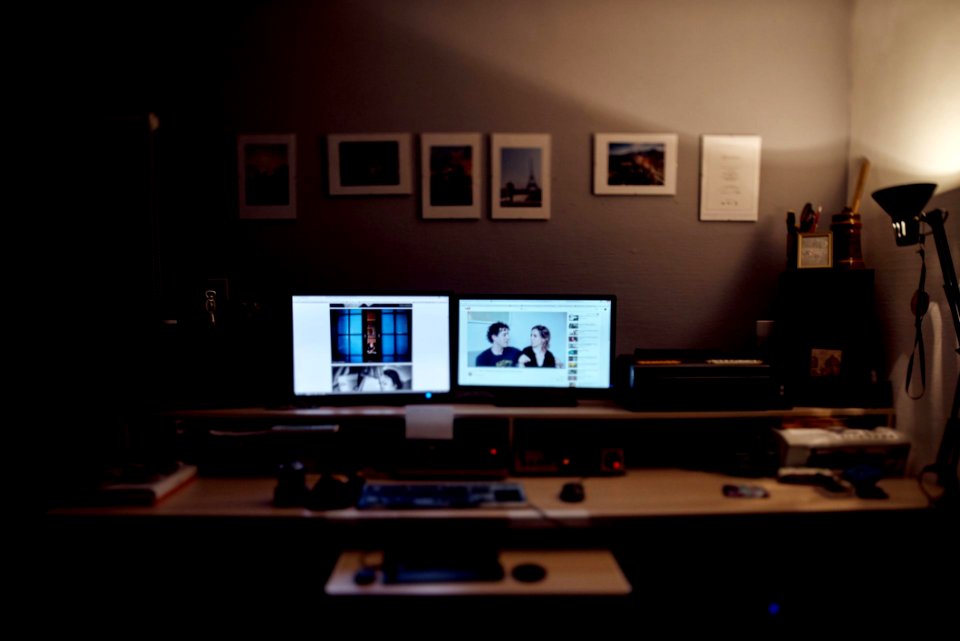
[353,566,377,586]
[511,562,547,583]
[559,481,585,503]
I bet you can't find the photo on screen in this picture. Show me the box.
[330,304,412,363]
[292,294,450,402]
[456,296,615,397]
[466,311,567,369]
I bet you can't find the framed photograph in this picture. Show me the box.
[328,133,412,195]
[809,348,843,377]
[238,134,296,219]
[593,133,678,195]
[420,133,482,219]
[797,232,833,269]
[491,133,551,220]
[699,134,762,221]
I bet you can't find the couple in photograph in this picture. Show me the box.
[476,321,557,368]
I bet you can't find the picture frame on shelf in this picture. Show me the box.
[593,133,678,195]
[327,133,413,196]
[238,134,296,219]
[491,133,551,220]
[420,133,483,219]
[797,232,833,269]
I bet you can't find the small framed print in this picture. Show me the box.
[420,133,482,219]
[593,133,678,195]
[491,133,550,220]
[810,348,842,377]
[238,134,296,219]
[797,232,833,269]
[328,133,413,195]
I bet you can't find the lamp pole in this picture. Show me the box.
[922,208,959,508]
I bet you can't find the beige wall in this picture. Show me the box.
[851,0,960,475]
[76,1,960,456]
[222,0,853,355]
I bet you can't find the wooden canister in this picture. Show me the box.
[831,208,865,269]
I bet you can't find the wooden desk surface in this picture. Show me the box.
[48,469,931,521]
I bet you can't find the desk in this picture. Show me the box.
[164,401,897,477]
[46,469,929,519]
[42,469,950,631]
[40,403,952,631]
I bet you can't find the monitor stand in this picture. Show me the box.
[454,389,580,407]
[492,389,579,408]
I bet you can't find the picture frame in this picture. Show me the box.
[420,133,483,219]
[238,134,296,219]
[699,134,762,221]
[327,133,413,195]
[797,232,833,269]
[491,133,551,220]
[593,133,678,195]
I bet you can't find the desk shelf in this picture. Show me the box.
[162,401,896,478]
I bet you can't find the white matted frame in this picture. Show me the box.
[797,232,833,269]
[238,134,296,219]
[420,133,483,219]
[328,133,413,195]
[491,133,551,220]
[593,133,678,195]
[699,134,762,221]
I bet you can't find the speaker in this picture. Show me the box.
[772,269,891,407]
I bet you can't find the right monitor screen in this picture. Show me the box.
[456,295,616,392]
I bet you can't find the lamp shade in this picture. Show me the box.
[871,182,937,246]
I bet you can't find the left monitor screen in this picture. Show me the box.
[292,294,451,400]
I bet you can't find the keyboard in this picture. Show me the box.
[356,481,527,509]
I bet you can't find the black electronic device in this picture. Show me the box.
[308,473,364,511]
[353,566,377,586]
[454,294,617,406]
[511,562,547,583]
[771,270,891,407]
[272,460,309,507]
[616,350,787,411]
[559,481,585,503]
[290,292,453,406]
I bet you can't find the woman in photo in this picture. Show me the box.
[517,324,556,368]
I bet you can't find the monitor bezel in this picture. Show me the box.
[288,290,455,407]
[453,293,618,404]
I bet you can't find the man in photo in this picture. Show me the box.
[476,321,521,367]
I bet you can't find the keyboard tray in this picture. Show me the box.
[356,481,527,509]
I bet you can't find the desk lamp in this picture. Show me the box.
[871,183,959,508]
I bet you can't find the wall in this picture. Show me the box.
[194,0,853,358]
[850,0,960,475]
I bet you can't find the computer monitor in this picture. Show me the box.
[291,293,452,404]
[455,294,617,405]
